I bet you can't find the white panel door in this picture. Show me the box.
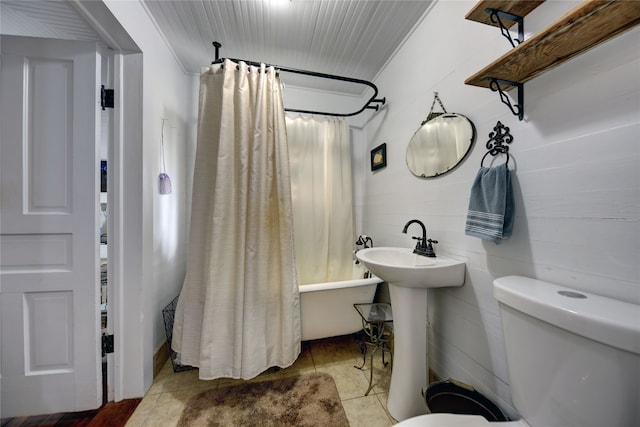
[0,35,101,417]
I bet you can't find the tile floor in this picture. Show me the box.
[125,334,396,426]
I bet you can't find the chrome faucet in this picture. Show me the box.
[402,219,437,257]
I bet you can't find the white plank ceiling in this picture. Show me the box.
[1,0,433,95]
[0,0,102,42]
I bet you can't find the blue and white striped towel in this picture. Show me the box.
[465,163,514,244]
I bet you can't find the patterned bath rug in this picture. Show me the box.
[176,372,349,427]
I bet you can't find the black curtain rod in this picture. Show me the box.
[210,42,385,117]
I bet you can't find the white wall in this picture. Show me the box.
[103,0,195,396]
[283,85,366,119]
[361,0,639,416]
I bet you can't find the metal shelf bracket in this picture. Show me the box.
[488,78,524,121]
[486,8,524,47]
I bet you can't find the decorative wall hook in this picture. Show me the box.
[480,121,514,167]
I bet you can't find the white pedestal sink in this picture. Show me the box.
[356,247,465,421]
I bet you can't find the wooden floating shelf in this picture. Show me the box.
[465,0,545,28]
[465,1,640,91]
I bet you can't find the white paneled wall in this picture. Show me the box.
[360,0,639,416]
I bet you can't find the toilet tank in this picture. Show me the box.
[494,276,640,427]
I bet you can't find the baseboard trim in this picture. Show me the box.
[153,341,169,378]
[428,368,441,384]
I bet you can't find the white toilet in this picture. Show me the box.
[396,275,640,427]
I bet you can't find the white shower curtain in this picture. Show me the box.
[172,60,301,380]
[285,115,354,285]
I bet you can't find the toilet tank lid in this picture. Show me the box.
[494,276,640,355]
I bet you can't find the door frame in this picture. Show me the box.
[69,0,145,401]
[109,51,144,401]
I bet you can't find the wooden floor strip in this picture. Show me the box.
[87,400,141,427]
[0,399,141,427]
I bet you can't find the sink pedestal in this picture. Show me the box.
[387,283,429,421]
[354,247,466,421]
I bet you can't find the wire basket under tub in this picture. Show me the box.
[162,295,196,372]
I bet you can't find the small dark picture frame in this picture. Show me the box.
[370,143,387,171]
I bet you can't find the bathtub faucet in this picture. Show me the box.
[354,235,373,262]
[356,235,373,249]
[354,235,374,278]
[402,219,437,257]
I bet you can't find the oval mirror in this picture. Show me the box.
[406,113,476,178]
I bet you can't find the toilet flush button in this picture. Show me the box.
[558,290,587,299]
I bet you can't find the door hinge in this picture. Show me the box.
[102,334,114,356]
[101,85,114,110]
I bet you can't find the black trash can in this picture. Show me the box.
[424,379,508,422]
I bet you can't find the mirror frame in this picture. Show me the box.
[406,113,476,179]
